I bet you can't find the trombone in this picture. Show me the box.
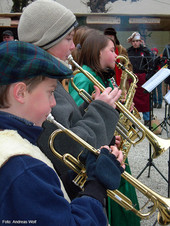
[68,55,170,159]
[47,113,170,225]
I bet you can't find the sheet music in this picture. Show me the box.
[142,68,170,92]
[164,90,170,104]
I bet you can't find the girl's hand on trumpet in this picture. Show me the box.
[92,85,121,109]
[115,135,121,148]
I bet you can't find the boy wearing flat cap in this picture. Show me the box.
[0,41,125,225]
[2,30,14,42]
[18,0,122,191]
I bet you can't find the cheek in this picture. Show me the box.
[28,93,50,125]
[33,92,50,111]
[106,52,116,67]
[58,42,70,60]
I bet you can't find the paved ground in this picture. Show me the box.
[127,100,170,226]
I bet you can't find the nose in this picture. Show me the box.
[50,95,56,108]
[70,40,75,51]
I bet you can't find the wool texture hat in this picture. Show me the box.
[18,0,78,50]
[0,41,73,85]
[2,30,14,37]
[127,32,141,43]
[104,27,120,45]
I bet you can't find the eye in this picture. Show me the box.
[49,90,55,96]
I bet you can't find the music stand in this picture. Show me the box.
[137,67,170,190]
[153,91,170,137]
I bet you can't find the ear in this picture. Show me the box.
[13,82,27,104]
[99,49,102,58]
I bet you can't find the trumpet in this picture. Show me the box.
[68,55,170,159]
[47,113,170,224]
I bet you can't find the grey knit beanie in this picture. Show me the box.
[18,0,77,50]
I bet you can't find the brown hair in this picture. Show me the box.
[73,26,91,46]
[0,76,46,108]
[71,26,95,70]
[78,30,115,78]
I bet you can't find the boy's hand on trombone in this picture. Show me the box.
[92,86,121,109]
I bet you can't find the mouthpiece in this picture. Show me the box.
[47,113,54,122]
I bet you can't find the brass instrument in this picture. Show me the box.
[47,114,170,225]
[116,55,131,102]
[68,54,170,159]
[114,55,142,160]
[69,55,145,146]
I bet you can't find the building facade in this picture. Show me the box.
[0,0,170,53]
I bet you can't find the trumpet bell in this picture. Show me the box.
[157,198,170,225]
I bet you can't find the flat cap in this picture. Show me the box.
[0,41,73,85]
[2,30,14,37]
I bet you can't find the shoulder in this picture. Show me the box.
[118,45,127,54]
[142,46,152,55]
[127,46,133,52]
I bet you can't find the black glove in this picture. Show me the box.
[78,148,124,206]
[80,148,124,190]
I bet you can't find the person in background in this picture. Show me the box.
[69,30,140,226]
[2,30,14,42]
[18,0,122,201]
[104,27,132,87]
[0,40,125,225]
[162,44,170,88]
[127,32,154,126]
[151,47,163,109]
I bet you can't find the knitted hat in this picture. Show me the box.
[0,41,73,85]
[104,27,120,45]
[127,32,141,43]
[18,0,78,50]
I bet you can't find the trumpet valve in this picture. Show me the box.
[73,168,87,189]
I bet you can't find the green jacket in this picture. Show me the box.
[69,65,113,106]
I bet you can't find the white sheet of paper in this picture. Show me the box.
[164,90,170,104]
[142,68,170,92]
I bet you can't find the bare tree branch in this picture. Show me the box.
[11,0,34,12]
[83,0,139,13]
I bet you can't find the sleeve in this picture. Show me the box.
[1,157,107,226]
[38,82,119,176]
